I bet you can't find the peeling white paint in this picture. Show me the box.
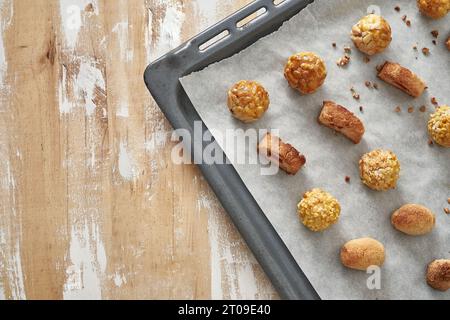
[204,194,224,300]
[0,282,5,300]
[63,218,106,300]
[0,1,25,300]
[59,57,105,115]
[0,0,13,91]
[58,65,72,114]
[144,130,168,153]
[0,21,5,75]
[77,59,105,116]
[150,3,185,60]
[8,243,26,300]
[90,145,95,169]
[236,263,259,300]
[112,21,133,63]
[201,190,261,300]
[145,7,153,61]
[0,228,5,245]
[116,100,129,118]
[59,0,98,50]
[119,142,137,181]
[0,164,26,300]
[113,272,127,288]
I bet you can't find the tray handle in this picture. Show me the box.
[187,0,300,59]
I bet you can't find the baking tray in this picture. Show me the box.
[144,0,319,300]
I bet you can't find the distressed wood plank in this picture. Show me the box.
[0,0,68,300]
[0,0,277,300]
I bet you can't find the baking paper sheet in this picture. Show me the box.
[180,0,450,299]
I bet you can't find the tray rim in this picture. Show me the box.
[144,0,319,300]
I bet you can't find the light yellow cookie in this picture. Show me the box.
[297,189,340,232]
[428,106,450,147]
[359,149,400,191]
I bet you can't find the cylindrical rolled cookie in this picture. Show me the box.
[377,61,427,98]
[318,101,365,144]
[340,238,385,271]
[258,133,306,175]
[391,204,435,236]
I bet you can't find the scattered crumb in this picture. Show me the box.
[419,105,427,112]
[395,106,401,113]
[406,20,411,27]
[365,81,372,88]
[345,176,351,183]
[373,83,378,90]
[337,55,350,67]
[395,6,400,12]
[447,198,450,205]
[444,208,450,215]
[344,46,352,54]
[431,97,438,105]
[85,3,95,12]
[363,56,371,63]
[422,47,430,56]
[332,42,337,48]
[447,37,450,51]
[359,106,364,113]
[408,106,414,113]
[431,30,439,38]
[350,87,360,100]
[432,40,437,45]
[413,44,418,50]
[428,139,434,146]
[402,15,407,21]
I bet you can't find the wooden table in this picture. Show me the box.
[0,0,277,299]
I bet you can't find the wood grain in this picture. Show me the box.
[0,0,277,300]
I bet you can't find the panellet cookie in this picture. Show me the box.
[428,105,450,147]
[341,238,385,271]
[391,204,435,236]
[258,133,306,175]
[227,80,270,123]
[297,189,340,232]
[359,149,400,191]
[284,52,327,94]
[417,0,450,19]
[377,62,427,98]
[426,259,450,291]
[351,14,392,55]
[318,101,365,144]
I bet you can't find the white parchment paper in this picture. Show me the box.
[180,0,450,299]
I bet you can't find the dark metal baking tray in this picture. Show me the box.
[144,0,319,300]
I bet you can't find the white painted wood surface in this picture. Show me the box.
[0,0,277,300]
